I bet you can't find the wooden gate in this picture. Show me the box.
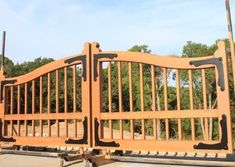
[0,41,233,154]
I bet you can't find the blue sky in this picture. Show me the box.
[0,0,235,63]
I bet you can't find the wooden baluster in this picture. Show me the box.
[176,69,182,140]
[163,68,169,140]
[32,80,35,114]
[25,83,28,114]
[48,73,51,113]
[118,62,122,112]
[189,70,195,141]
[108,62,112,113]
[73,65,77,113]
[140,63,144,111]
[56,70,59,113]
[202,69,209,140]
[64,67,68,113]
[129,62,133,112]
[10,86,13,115]
[17,85,20,114]
[40,76,43,114]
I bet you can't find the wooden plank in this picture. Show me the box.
[140,63,144,111]
[188,70,195,141]
[40,120,43,137]
[32,120,35,137]
[130,119,134,139]
[129,63,133,111]
[109,119,113,139]
[74,119,77,138]
[120,120,123,139]
[153,119,157,139]
[142,119,145,139]
[56,119,59,137]
[17,85,20,114]
[176,69,182,140]
[47,73,51,113]
[56,70,59,113]
[65,119,68,137]
[40,76,43,114]
[10,86,13,115]
[163,68,168,111]
[151,65,156,111]
[24,83,28,114]
[100,110,218,120]
[4,113,82,120]
[202,69,209,141]
[64,67,68,113]
[48,120,51,137]
[108,62,112,113]
[118,62,122,112]
[73,65,77,113]
[32,80,35,114]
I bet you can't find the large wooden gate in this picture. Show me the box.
[0,41,233,154]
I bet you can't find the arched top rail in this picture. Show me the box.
[3,53,85,85]
[97,51,217,69]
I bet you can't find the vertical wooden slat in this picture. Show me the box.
[151,65,156,111]
[17,85,20,114]
[163,68,168,111]
[108,62,112,112]
[130,119,134,139]
[73,65,77,113]
[32,120,35,137]
[64,67,68,113]
[129,62,133,112]
[140,63,144,111]
[47,73,51,113]
[118,62,122,112]
[189,70,195,141]
[120,120,123,139]
[10,120,13,136]
[56,70,59,113]
[40,76,43,114]
[109,120,113,139]
[24,83,28,114]
[165,119,169,140]
[176,69,182,140]
[202,69,209,140]
[65,119,68,137]
[25,120,27,136]
[10,86,13,115]
[142,119,145,139]
[74,119,77,137]
[40,120,43,137]
[56,119,59,137]
[32,80,35,114]
[163,68,169,140]
[48,120,51,137]
[17,120,20,136]
[153,119,157,139]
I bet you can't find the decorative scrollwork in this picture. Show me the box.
[64,55,87,81]
[65,117,88,144]
[194,114,228,150]
[189,57,224,91]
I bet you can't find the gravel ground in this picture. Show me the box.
[0,154,198,167]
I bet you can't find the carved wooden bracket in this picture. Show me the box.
[94,118,120,147]
[93,53,118,81]
[189,57,225,91]
[64,55,87,81]
[194,114,228,150]
[65,117,88,144]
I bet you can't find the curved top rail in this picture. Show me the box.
[96,51,217,69]
[3,53,85,85]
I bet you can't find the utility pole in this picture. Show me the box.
[225,0,235,95]
[1,31,6,72]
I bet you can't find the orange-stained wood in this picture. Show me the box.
[0,41,233,154]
